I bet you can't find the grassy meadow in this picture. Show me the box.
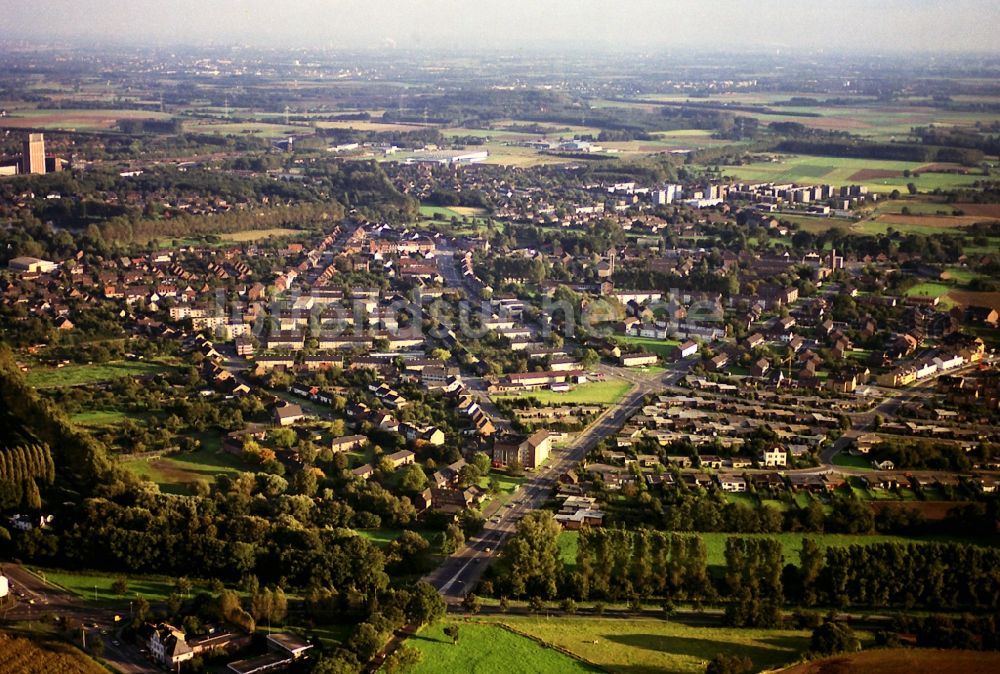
[403,621,601,674]
[493,616,810,674]
[25,360,168,389]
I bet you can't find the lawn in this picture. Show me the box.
[355,528,435,549]
[69,408,128,427]
[479,471,527,504]
[615,336,682,358]
[403,621,601,674]
[494,616,809,674]
[29,567,187,605]
[905,282,950,297]
[122,442,248,495]
[25,360,168,388]
[496,379,633,406]
[832,452,874,470]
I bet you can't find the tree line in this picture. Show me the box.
[489,514,1000,627]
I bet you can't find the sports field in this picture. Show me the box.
[220,228,302,241]
[496,379,632,405]
[615,336,682,357]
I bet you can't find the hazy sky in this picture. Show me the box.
[3,0,998,53]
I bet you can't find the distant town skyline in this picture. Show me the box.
[2,0,999,55]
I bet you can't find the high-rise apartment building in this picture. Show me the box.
[22,133,46,175]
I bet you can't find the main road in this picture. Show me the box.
[1,564,157,673]
[423,359,693,602]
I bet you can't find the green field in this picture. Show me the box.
[615,336,682,357]
[29,567,188,605]
[0,107,170,131]
[496,379,633,405]
[25,360,168,388]
[403,622,601,674]
[122,441,247,495]
[493,616,810,674]
[832,452,874,470]
[905,282,952,299]
[714,154,985,193]
[69,408,128,427]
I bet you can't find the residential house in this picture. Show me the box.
[147,623,194,669]
[330,435,367,453]
[272,403,304,426]
[492,430,553,469]
[761,446,787,467]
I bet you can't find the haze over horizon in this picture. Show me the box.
[2,0,999,55]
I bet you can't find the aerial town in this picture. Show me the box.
[1,4,1000,674]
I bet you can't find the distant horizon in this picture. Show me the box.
[2,0,999,56]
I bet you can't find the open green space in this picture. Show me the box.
[418,204,489,221]
[29,567,190,605]
[219,227,303,242]
[497,379,632,406]
[69,408,128,427]
[615,335,682,357]
[403,621,601,674]
[905,282,951,298]
[832,452,875,470]
[493,616,809,674]
[26,360,168,388]
[121,440,247,495]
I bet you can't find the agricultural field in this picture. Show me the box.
[0,107,170,131]
[183,120,305,137]
[403,621,601,674]
[615,336,682,357]
[778,648,1000,674]
[314,119,432,133]
[0,629,108,674]
[631,94,1000,141]
[121,440,247,495]
[25,360,168,389]
[714,154,986,193]
[493,616,810,674]
[496,379,633,406]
